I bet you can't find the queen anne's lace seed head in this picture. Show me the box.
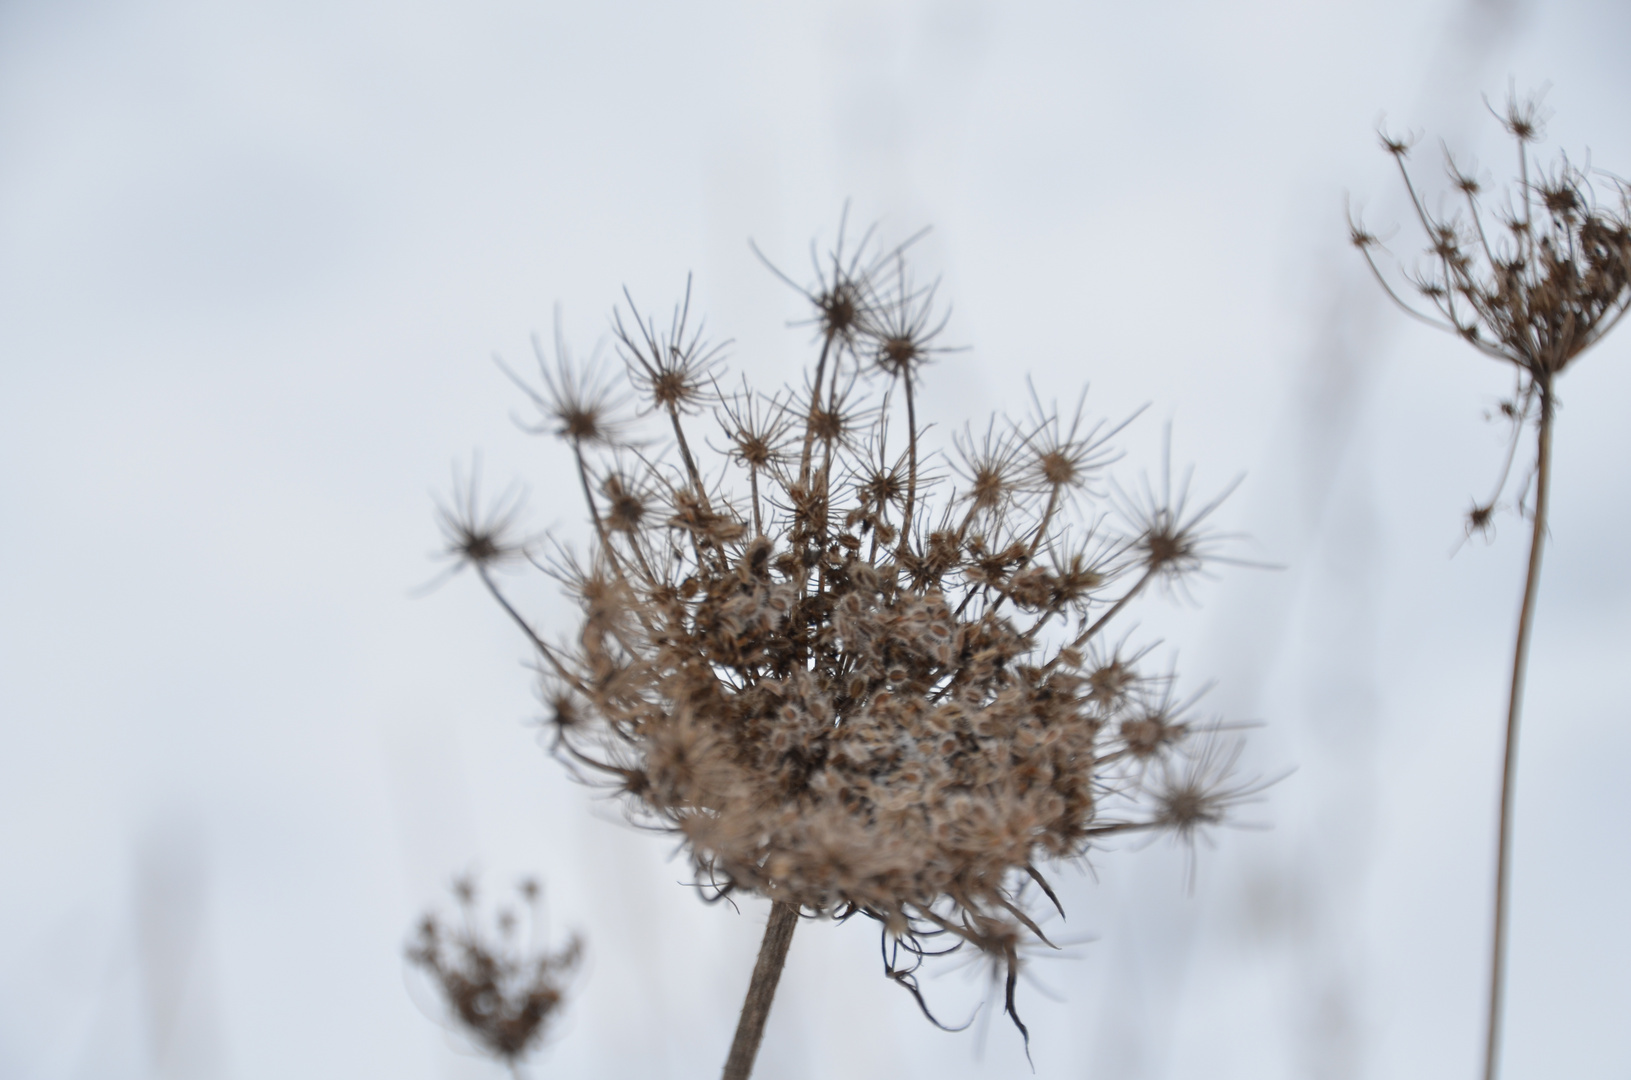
[448,218,1258,1041]
[1352,92,1631,381]
[407,878,581,1069]
[1351,90,1631,534]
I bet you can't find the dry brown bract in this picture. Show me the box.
[447,216,1257,1041]
[407,878,581,1073]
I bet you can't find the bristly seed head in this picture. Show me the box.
[406,877,582,1068]
[1355,89,1631,382]
[450,215,1259,1046]
[1355,90,1631,539]
[434,461,528,575]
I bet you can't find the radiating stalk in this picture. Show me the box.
[1482,379,1553,1080]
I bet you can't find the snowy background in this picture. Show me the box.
[2,0,1629,1077]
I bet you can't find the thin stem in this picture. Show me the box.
[721,901,799,1080]
[475,568,575,687]
[1480,378,1534,513]
[797,333,835,488]
[895,376,919,563]
[1483,378,1552,1080]
[749,468,762,536]
[1047,564,1158,669]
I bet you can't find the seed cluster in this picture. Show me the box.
[1351,93,1631,530]
[407,878,581,1067]
[443,220,1256,1033]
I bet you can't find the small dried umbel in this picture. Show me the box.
[1352,94,1631,1080]
[1351,92,1631,527]
[1357,111,1631,374]
[446,218,1257,1069]
[406,877,581,1075]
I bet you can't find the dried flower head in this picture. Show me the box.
[1353,101,1631,379]
[1352,92,1630,1080]
[752,204,929,351]
[417,460,531,599]
[449,219,1257,1048]
[1352,90,1631,533]
[406,876,582,1072]
[434,463,528,572]
[614,276,727,417]
[499,315,629,447]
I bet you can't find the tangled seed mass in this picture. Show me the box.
[445,220,1256,1030]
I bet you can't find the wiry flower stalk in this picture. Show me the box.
[1352,91,1631,1080]
[443,213,1260,1077]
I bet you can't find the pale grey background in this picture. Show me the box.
[2,1,1629,1077]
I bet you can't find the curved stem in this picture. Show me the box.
[721,901,799,1080]
[1483,377,1552,1080]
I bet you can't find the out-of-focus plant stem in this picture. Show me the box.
[1484,379,1553,1080]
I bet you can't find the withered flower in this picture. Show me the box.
[407,877,581,1077]
[427,460,529,586]
[1352,90,1631,1080]
[445,219,1258,1077]
[1352,97,1631,389]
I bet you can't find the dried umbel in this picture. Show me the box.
[446,218,1257,1072]
[1351,91,1631,530]
[1356,103,1631,372]
[406,877,581,1075]
[1352,93,1630,1080]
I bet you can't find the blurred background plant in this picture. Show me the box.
[406,876,581,1079]
[1351,90,1631,1080]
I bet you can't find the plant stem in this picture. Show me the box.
[1483,378,1553,1080]
[721,901,799,1080]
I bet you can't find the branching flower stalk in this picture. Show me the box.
[1351,92,1631,1080]
[440,216,1263,1079]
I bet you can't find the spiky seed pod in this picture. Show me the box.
[1351,91,1631,535]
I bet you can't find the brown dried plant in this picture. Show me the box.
[1351,91,1631,1080]
[406,877,582,1078]
[443,216,1262,1078]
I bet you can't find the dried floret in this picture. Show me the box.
[1355,96,1631,387]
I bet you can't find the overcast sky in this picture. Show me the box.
[3,1,1629,1078]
